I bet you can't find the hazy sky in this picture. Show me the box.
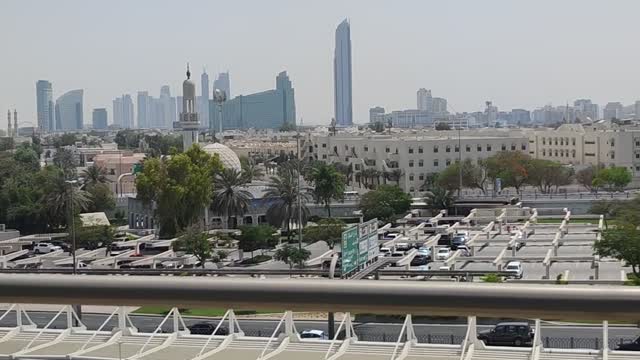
[3,0,640,127]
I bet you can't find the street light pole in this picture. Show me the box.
[65,180,78,275]
[296,124,303,250]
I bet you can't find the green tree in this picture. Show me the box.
[527,160,573,194]
[273,244,311,271]
[43,169,93,229]
[72,225,114,250]
[435,122,451,131]
[303,218,345,249]
[576,165,599,192]
[238,225,278,258]
[82,165,111,186]
[85,183,116,213]
[334,163,354,186]
[264,166,309,241]
[359,185,411,222]
[114,130,142,150]
[384,168,403,186]
[211,168,252,229]
[424,185,456,216]
[485,151,531,194]
[13,143,40,171]
[144,134,183,156]
[136,145,223,238]
[52,148,77,179]
[308,163,345,217]
[172,226,211,268]
[594,223,640,277]
[241,158,264,183]
[594,166,632,192]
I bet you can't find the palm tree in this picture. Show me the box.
[386,169,403,186]
[424,186,456,216]
[308,163,345,217]
[334,163,353,186]
[44,169,93,229]
[241,160,264,183]
[81,165,111,186]
[264,166,310,241]
[211,168,252,229]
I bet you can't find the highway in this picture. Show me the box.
[1,311,637,346]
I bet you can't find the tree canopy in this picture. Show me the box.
[273,244,311,270]
[303,218,345,248]
[359,185,411,222]
[308,163,345,217]
[238,224,278,257]
[593,166,631,192]
[172,226,211,268]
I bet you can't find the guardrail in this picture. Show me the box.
[0,274,638,321]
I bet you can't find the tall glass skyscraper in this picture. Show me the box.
[92,108,108,129]
[334,19,353,126]
[213,72,231,98]
[36,80,54,132]
[55,89,83,130]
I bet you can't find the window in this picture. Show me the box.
[487,145,492,151]
[322,143,327,148]
[446,145,451,153]
[345,145,349,150]
[418,159,424,167]
[511,144,516,151]
[611,139,615,147]
[572,150,576,158]
[408,147,414,154]
[434,159,439,167]
[418,146,424,154]
[419,174,424,181]
[560,138,564,146]
[409,187,415,192]
[433,145,439,153]
[501,144,506,151]
[446,159,451,166]
[355,164,361,170]
[542,149,546,156]
[409,160,414,167]
[636,153,640,159]
[521,144,526,151]
[454,145,459,152]
[554,138,558,145]
[475,144,480,152]
[585,140,595,145]
[636,140,640,147]
[585,153,595,157]
[322,154,327,159]
[409,174,414,181]
[554,149,558,156]
[109,169,115,175]
[385,147,390,153]
[542,138,546,145]
[466,145,471,152]
[364,146,368,152]
[572,138,576,146]
[611,151,615,160]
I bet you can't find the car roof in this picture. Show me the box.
[301,329,324,335]
[506,261,521,266]
[496,322,530,326]
[438,248,449,251]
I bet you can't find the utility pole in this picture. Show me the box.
[296,121,303,250]
[66,179,81,324]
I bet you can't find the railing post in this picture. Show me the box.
[602,320,609,360]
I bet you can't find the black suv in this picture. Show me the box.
[616,336,640,351]
[477,322,534,347]
[187,322,228,335]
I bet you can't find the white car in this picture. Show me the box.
[300,329,329,340]
[436,247,451,260]
[379,247,391,256]
[505,261,524,279]
[33,243,62,254]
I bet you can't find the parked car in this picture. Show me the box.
[455,245,471,257]
[505,261,524,279]
[477,322,534,346]
[390,251,405,257]
[300,329,329,340]
[616,336,640,351]
[436,247,451,260]
[188,322,228,335]
[410,255,430,266]
[50,241,71,252]
[451,235,468,250]
[33,243,62,254]
[379,247,391,256]
[417,247,432,260]
[395,242,411,252]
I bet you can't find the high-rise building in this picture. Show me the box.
[55,89,83,130]
[122,94,134,128]
[36,80,54,132]
[432,98,447,114]
[112,97,122,127]
[511,109,531,124]
[213,72,231,98]
[92,108,108,129]
[574,99,599,122]
[179,66,199,150]
[635,101,640,120]
[211,71,296,130]
[369,106,385,123]
[137,91,150,129]
[603,102,624,120]
[334,19,353,126]
[200,69,209,128]
[417,88,432,111]
[158,85,176,128]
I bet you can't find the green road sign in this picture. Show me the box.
[341,226,359,274]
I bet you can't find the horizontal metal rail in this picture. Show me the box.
[0,274,638,321]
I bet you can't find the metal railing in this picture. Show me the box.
[0,275,639,322]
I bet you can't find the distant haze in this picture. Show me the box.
[3,0,640,126]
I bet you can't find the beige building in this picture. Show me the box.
[306,129,529,194]
[93,152,146,196]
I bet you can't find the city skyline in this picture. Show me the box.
[4,0,640,127]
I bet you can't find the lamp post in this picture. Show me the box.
[65,180,78,274]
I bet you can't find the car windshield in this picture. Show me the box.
[301,333,320,338]
[438,249,448,253]
[506,265,519,270]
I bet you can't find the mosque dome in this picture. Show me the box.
[203,143,242,172]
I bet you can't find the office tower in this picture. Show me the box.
[334,19,353,126]
[159,85,176,128]
[432,98,447,114]
[179,65,199,150]
[55,89,83,130]
[603,102,624,120]
[574,99,599,122]
[369,106,385,123]
[213,72,231,98]
[122,94,134,128]
[200,69,209,127]
[112,97,122,127]
[137,91,150,129]
[417,88,432,111]
[36,80,54,132]
[92,108,108,129]
[212,71,296,130]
